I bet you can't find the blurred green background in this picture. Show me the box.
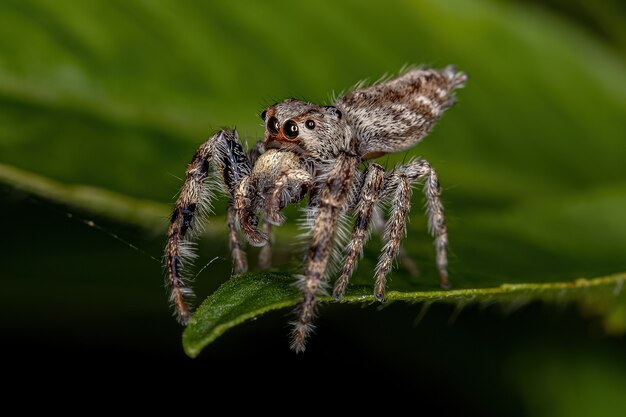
[1,0,625,413]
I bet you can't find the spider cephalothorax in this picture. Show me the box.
[165,66,467,352]
[263,100,351,159]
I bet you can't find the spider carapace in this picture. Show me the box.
[165,66,467,352]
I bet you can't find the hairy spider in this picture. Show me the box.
[165,66,467,352]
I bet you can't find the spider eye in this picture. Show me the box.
[267,116,279,134]
[261,110,267,121]
[284,120,299,139]
[305,120,315,129]
[325,106,342,119]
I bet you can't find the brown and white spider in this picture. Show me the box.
[165,66,467,352]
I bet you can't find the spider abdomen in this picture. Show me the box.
[336,66,467,156]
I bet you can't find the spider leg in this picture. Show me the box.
[372,207,419,277]
[291,152,360,352]
[165,129,252,324]
[374,174,411,301]
[258,222,272,270]
[374,159,449,301]
[228,205,247,274]
[332,163,385,300]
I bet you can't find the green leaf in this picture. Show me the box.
[184,272,626,358]
[1,0,625,367]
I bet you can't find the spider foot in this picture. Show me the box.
[374,271,387,302]
[439,271,452,289]
[332,274,349,300]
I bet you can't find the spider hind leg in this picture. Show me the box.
[374,158,450,301]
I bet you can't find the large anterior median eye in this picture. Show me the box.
[267,116,279,134]
[284,120,299,138]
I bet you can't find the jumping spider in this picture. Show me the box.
[166,66,467,352]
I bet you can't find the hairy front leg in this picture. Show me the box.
[166,129,251,324]
[166,139,213,324]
